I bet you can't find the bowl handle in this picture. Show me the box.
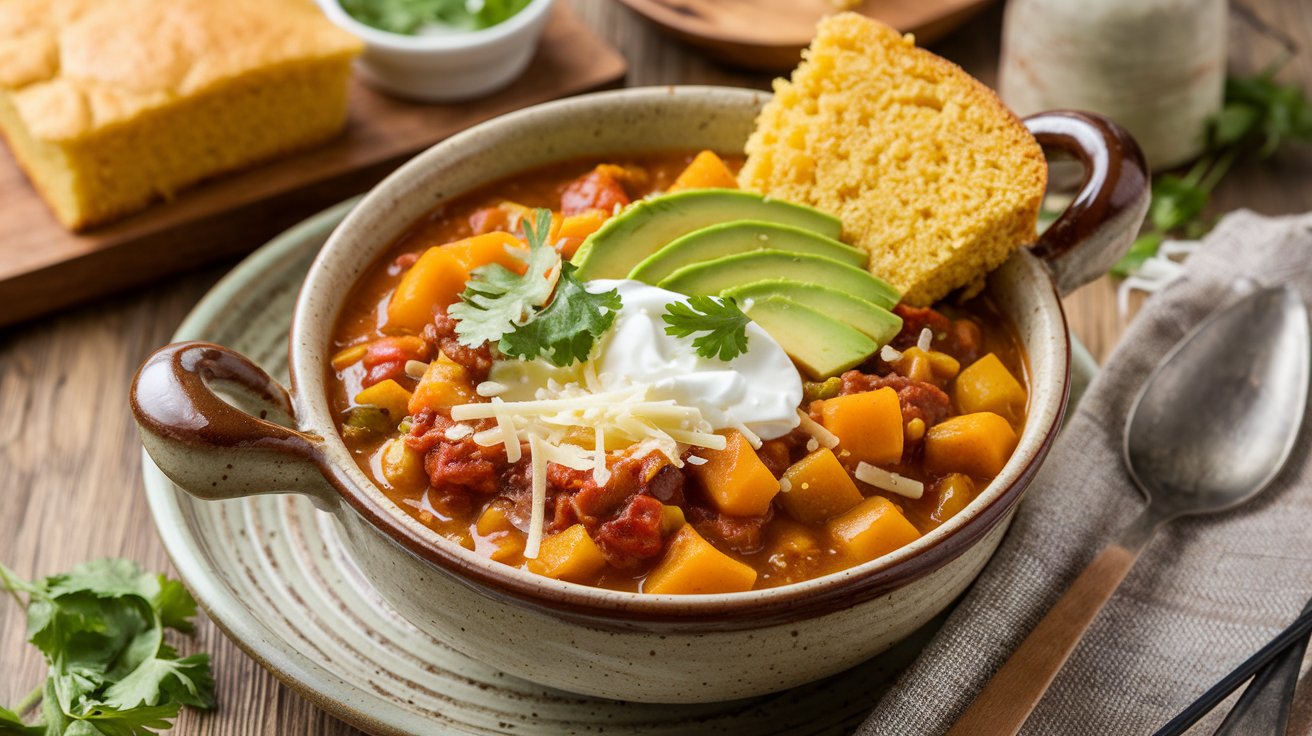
[131,341,338,510]
[1024,111,1151,296]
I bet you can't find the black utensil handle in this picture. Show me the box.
[1212,597,1312,735]
[1153,606,1312,736]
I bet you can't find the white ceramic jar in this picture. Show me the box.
[999,0,1227,169]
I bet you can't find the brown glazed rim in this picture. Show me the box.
[134,93,1144,632]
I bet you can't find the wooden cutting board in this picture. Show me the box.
[0,1,625,329]
[617,0,996,70]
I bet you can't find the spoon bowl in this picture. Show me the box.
[1125,284,1310,520]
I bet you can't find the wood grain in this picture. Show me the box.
[616,0,996,70]
[3,1,1311,735]
[0,1,624,329]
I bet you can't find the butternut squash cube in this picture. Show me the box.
[440,232,528,275]
[475,502,517,536]
[827,496,921,564]
[779,448,864,523]
[386,247,468,332]
[409,358,477,414]
[930,473,974,526]
[354,379,412,421]
[669,150,739,192]
[527,524,606,583]
[380,438,427,491]
[820,387,904,466]
[643,526,757,594]
[953,353,1026,423]
[556,209,609,258]
[924,412,1018,478]
[689,430,781,517]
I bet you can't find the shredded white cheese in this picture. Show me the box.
[795,409,839,449]
[855,462,925,500]
[524,434,549,559]
[806,437,819,453]
[476,380,507,397]
[686,455,707,466]
[917,328,933,352]
[444,424,474,440]
[452,377,730,557]
[880,345,903,363]
[404,360,430,379]
[778,477,792,493]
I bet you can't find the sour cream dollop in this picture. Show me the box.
[490,279,803,440]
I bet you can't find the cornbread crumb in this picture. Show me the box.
[739,13,1047,306]
[0,0,362,231]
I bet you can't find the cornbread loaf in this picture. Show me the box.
[739,13,1047,306]
[0,0,363,231]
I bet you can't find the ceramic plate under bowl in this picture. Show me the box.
[142,201,1096,735]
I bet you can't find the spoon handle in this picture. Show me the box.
[946,510,1160,736]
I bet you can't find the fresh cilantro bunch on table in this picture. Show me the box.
[662,295,751,361]
[451,209,623,367]
[0,560,213,736]
[338,0,531,34]
[1113,67,1312,276]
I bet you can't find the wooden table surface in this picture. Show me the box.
[3,2,1310,734]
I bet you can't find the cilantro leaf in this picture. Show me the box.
[0,560,212,736]
[103,655,213,711]
[662,296,751,361]
[62,703,180,736]
[148,580,196,635]
[499,264,622,366]
[450,209,558,347]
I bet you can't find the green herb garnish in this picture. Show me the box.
[0,560,213,735]
[339,0,531,35]
[451,209,623,367]
[500,263,622,366]
[1112,66,1312,276]
[662,295,751,361]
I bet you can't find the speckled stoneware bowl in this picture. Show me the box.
[131,87,1148,703]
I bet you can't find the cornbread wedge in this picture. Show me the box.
[0,0,362,231]
[739,13,1047,306]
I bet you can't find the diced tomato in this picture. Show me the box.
[560,167,630,216]
[361,336,430,388]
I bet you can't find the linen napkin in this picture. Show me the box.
[860,210,1312,736]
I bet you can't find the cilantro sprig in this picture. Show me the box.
[0,559,213,736]
[662,295,751,361]
[450,209,623,367]
[1112,65,1312,276]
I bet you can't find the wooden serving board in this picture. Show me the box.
[0,1,625,329]
[617,0,997,70]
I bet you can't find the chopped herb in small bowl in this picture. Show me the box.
[338,0,532,35]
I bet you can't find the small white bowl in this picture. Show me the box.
[315,0,555,102]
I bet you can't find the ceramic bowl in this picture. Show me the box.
[131,86,1148,703]
[314,0,554,102]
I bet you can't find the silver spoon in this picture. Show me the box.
[949,284,1310,736]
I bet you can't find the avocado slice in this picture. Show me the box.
[743,296,877,379]
[571,189,842,281]
[659,251,900,311]
[724,279,903,347]
[628,220,866,284]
